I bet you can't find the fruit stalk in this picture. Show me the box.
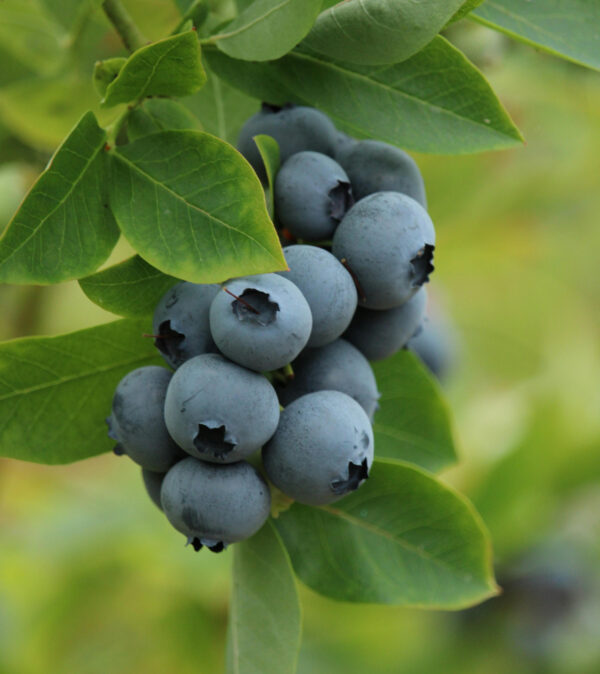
[102,0,147,53]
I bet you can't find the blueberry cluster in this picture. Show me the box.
[106,103,436,553]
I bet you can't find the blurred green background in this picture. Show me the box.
[1,3,599,673]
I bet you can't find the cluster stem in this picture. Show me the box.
[101,0,147,53]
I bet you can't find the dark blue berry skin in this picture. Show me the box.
[237,104,338,182]
[142,468,167,510]
[163,353,280,464]
[209,274,312,372]
[332,191,435,310]
[262,391,374,506]
[274,152,354,240]
[336,139,427,208]
[278,339,380,420]
[106,366,184,472]
[153,281,220,369]
[345,288,427,362]
[277,245,357,347]
[160,457,271,548]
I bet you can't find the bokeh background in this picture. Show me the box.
[1,2,599,673]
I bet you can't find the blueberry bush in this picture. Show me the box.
[0,1,598,672]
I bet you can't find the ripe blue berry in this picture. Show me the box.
[237,103,338,182]
[332,191,435,309]
[345,288,427,361]
[278,339,380,420]
[336,139,427,208]
[153,281,220,369]
[160,457,271,550]
[164,353,280,463]
[263,391,374,506]
[277,245,357,347]
[274,151,354,240]
[107,366,183,472]
[209,274,312,372]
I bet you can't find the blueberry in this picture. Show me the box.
[278,339,380,420]
[332,191,435,309]
[345,288,427,361]
[106,366,183,472]
[163,353,280,463]
[160,457,271,550]
[237,103,338,182]
[407,319,455,381]
[142,468,167,510]
[153,281,220,369]
[331,130,356,158]
[336,139,427,208]
[274,151,354,240]
[262,391,374,506]
[209,274,312,372]
[277,245,357,347]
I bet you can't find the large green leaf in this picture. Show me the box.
[205,38,523,154]
[0,111,119,284]
[473,0,600,71]
[274,459,497,608]
[303,0,464,65]
[210,0,322,62]
[127,98,202,142]
[0,319,162,464]
[183,68,259,144]
[372,350,457,472]
[79,255,178,318]
[226,521,302,674]
[109,130,286,282]
[101,31,207,108]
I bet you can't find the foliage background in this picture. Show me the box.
[0,5,599,673]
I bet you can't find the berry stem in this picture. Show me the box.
[223,287,259,314]
[102,0,147,53]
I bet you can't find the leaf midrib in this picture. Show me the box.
[288,44,520,141]
[214,0,294,42]
[320,500,479,582]
[0,353,157,402]
[111,150,281,262]
[0,130,104,269]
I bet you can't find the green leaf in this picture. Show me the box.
[372,350,457,472]
[473,0,600,71]
[109,130,286,283]
[303,0,464,65]
[101,31,207,108]
[79,255,178,318]
[211,0,322,62]
[127,98,202,141]
[274,459,498,608]
[0,111,119,285]
[226,521,302,674]
[0,318,162,464]
[253,135,279,219]
[183,68,259,143]
[448,0,486,25]
[205,38,523,154]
